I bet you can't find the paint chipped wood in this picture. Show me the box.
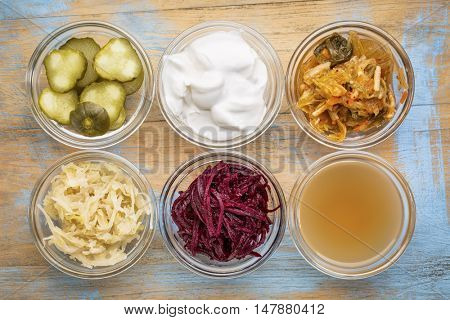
[0,0,448,299]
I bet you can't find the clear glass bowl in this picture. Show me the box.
[157,21,284,149]
[159,151,287,278]
[288,151,416,279]
[286,21,415,149]
[26,21,155,149]
[29,150,158,279]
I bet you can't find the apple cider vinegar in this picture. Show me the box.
[299,160,403,266]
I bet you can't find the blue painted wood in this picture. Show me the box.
[0,0,448,299]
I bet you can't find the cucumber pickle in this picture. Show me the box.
[61,37,100,89]
[39,36,144,136]
[44,48,87,93]
[70,102,110,136]
[38,88,78,125]
[94,38,142,82]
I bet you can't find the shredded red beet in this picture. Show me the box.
[171,161,277,261]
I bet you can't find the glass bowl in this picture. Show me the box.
[286,21,415,149]
[157,21,284,149]
[26,21,155,149]
[29,150,158,279]
[159,151,287,278]
[288,151,416,279]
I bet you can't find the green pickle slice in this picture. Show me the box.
[70,102,110,136]
[94,38,143,82]
[44,48,87,93]
[122,71,144,95]
[38,87,78,125]
[110,108,126,130]
[61,37,101,89]
[80,81,126,123]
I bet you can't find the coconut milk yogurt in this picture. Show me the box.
[161,31,268,141]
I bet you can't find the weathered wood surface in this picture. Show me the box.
[0,0,448,299]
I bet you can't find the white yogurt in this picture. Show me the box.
[162,31,268,141]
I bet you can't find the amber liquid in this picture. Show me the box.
[299,161,403,266]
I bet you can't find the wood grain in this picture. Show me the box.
[0,0,448,299]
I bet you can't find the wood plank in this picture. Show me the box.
[0,0,448,300]
[0,0,448,127]
[0,0,311,20]
[1,106,448,299]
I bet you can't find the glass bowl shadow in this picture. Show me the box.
[159,151,287,278]
[29,150,158,279]
[26,20,155,149]
[288,151,416,279]
[157,21,284,149]
[286,21,415,149]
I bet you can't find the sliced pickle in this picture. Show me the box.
[61,37,100,89]
[44,48,87,93]
[94,38,143,82]
[79,81,126,123]
[70,102,110,136]
[122,71,144,95]
[38,87,78,125]
[110,108,126,130]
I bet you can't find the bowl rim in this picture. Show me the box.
[157,20,285,150]
[158,150,287,278]
[288,150,416,279]
[26,20,155,150]
[28,150,158,279]
[285,20,415,150]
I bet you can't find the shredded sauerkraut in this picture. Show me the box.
[39,161,152,268]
